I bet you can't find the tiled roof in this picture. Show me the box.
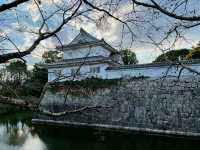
[107,59,200,70]
[68,28,99,45]
[56,28,118,53]
[39,56,119,68]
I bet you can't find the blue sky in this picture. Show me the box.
[0,0,200,69]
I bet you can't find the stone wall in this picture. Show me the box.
[35,77,200,136]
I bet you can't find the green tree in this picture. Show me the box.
[0,60,28,97]
[154,49,189,63]
[23,65,48,97]
[42,51,62,63]
[186,42,200,60]
[6,60,27,84]
[121,49,138,65]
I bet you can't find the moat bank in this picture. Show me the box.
[34,77,200,137]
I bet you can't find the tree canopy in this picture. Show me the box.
[154,49,190,63]
[6,60,28,84]
[6,60,27,74]
[186,42,200,60]
[121,49,138,65]
[23,65,47,97]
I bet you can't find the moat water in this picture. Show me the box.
[0,111,200,150]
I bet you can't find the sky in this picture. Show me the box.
[0,0,200,69]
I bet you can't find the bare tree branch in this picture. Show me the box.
[0,0,83,63]
[132,0,200,21]
[0,0,29,12]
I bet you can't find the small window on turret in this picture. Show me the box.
[71,68,80,76]
[90,67,100,73]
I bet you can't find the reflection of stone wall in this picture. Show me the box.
[37,77,200,136]
[0,104,20,114]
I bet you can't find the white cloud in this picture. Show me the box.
[20,32,38,50]
[17,31,56,60]
[25,1,41,22]
[31,38,57,59]
[68,10,122,44]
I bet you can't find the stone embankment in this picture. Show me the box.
[33,77,200,137]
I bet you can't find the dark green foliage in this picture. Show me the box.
[121,49,138,65]
[0,59,28,97]
[23,65,48,97]
[6,60,27,86]
[154,49,189,62]
[48,83,60,94]
[6,60,27,73]
[0,63,47,98]
[0,82,17,97]
[186,42,200,60]
[187,50,200,59]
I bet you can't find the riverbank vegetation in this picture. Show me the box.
[0,59,47,107]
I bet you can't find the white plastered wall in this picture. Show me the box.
[63,46,111,59]
[48,63,110,82]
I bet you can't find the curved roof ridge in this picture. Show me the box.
[68,28,100,45]
[56,28,118,53]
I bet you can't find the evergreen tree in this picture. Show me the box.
[121,49,138,65]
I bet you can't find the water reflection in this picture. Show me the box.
[0,111,46,150]
[0,121,46,150]
[0,111,200,150]
[22,134,46,150]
